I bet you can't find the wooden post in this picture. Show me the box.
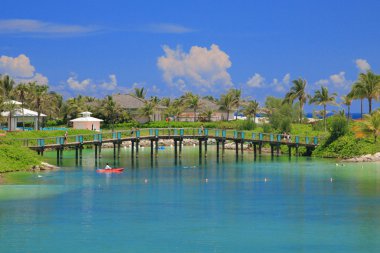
[276,144,280,156]
[240,141,244,155]
[150,139,154,157]
[296,146,299,156]
[259,142,262,155]
[199,139,202,157]
[75,146,79,161]
[113,142,116,158]
[174,139,178,158]
[99,144,102,158]
[253,143,257,158]
[270,145,274,157]
[136,140,139,158]
[235,141,238,158]
[216,140,220,158]
[117,142,121,158]
[179,139,182,157]
[79,145,83,159]
[155,139,158,157]
[56,148,60,162]
[222,140,225,157]
[131,140,135,157]
[95,144,98,159]
[204,139,207,157]
[59,148,63,160]
[288,146,291,157]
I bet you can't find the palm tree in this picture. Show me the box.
[0,75,15,99]
[360,110,380,143]
[341,95,352,123]
[29,83,49,130]
[12,83,30,130]
[2,100,20,131]
[283,78,308,123]
[243,100,259,122]
[229,88,241,120]
[219,92,235,121]
[354,71,380,113]
[309,86,337,131]
[134,87,147,99]
[139,102,154,122]
[101,96,118,131]
[199,109,214,122]
[160,97,171,107]
[348,82,366,119]
[184,93,201,122]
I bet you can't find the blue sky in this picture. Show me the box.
[0,0,379,112]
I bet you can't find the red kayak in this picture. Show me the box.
[97,168,124,173]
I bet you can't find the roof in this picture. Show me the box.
[113,94,146,109]
[70,116,103,122]
[183,98,221,112]
[1,108,47,117]
[3,100,22,105]
[112,94,167,110]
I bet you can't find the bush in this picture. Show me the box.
[327,115,348,144]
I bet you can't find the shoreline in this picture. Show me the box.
[343,152,380,162]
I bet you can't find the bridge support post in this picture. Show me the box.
[113,142,116,158]
[136,140,139,158]
[216,140,220,158]
[222,140,225,157]
[199,139,202,157]
[95,144,98,159]
[155,139,158,157]
[295,146,299,156]
[253,143,257,158]
[150,139,154,157]
[204,139,207,157]
[259,142,262,155]
[117,142,121,158]
[240,141,244,155]
[288,146,291,157]
[56,148,60,162]
[131,140,135,157]
[99,144,102,158]
[276,144,280,157]
[174,139,178,158]
[179,139,182,157]
[235,141,239,158]
[79,145,83,160]
[270,145,274,157]
[75,146,79,162]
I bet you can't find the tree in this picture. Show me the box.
[341,95,352,123]
[229,88,241,120]
[243,100,259,122]
[0,75,15,99]
[348,82,366,119]
[360,110,380,143]
[29,83,49,130]
[219,92,235,121]
[199,109,214,122]
[354,71,380,113]
[309,86,337,131]
[134,87,147,99]
[283,78,308,123]
[12,83,29,130]
[139,102,154,122]
[2,101,20,131]
[184,93,201,122]
[101,96,118,131]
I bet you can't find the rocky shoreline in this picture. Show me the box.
[343,152,380,162]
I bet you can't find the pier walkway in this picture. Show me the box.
[18,128,320,162]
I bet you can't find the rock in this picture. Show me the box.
[39,162,59,171]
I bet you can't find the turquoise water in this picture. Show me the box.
[1,146,380,252]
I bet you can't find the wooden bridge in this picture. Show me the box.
[18,128,319,163]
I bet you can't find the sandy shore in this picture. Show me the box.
[344,152,380,162]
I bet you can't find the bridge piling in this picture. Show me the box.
[216,140,220,158]
[136,140,139,158]
[235,141,238,158]
[179,139,182,157]
[150,140,154,157]
[131,140,135,157]
[117,142,121,158]
[199,139,202,157]
[204,139,207,157]
[95,144,98,159]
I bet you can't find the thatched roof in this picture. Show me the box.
[112,94,167,110]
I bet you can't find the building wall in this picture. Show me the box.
[73,121,101,130]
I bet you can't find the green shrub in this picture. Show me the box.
[327,115,348,144]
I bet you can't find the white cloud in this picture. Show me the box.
[0,54,48,85]
[67,75,91,90]
[282,73,290,85]
[0,54,35,77]
[247,73,265,87]
[355,58,371,72]
[144,23,194,34]
[150,85,161,94]
[315,79,329,87]
[0,19,99,37]
[246,73,290,92]
[330,71,346,86]
[100,74,117,90]
[157,44,233,93]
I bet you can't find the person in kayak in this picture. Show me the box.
[104,163,112,170]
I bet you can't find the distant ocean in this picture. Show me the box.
[305,112,363,119]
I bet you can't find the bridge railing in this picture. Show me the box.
[16,127,321,147]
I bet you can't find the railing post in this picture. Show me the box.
[259,133,263,141]
[295,136,299,144]
[277,134,281,142]
[180,129,184,136]
[204,129,208,137]
[149,129,153,136]
[215,129,219,137]
[155,129,159,137]
[314,137,318,145]
[252,133,256,140]
[222,130,226,138]
[234,131,237,138]
[305,136,309,144]
[270,134,274,142]
[136,130,140,138]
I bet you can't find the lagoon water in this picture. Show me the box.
[1,147,380,253]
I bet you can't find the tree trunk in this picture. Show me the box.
[360,99,363,119]
[368,97,372,113]
[299,102,303,123]
[226,110,230,121]
[22,100,25,131]
[323,104,327,132]
[194,108,196,122]
[347,105,350,123]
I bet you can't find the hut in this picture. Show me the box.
[1,100,47,130]
[70,112,103,130]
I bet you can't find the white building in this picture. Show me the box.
[70,112,103,130]
[1,100,46,131]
